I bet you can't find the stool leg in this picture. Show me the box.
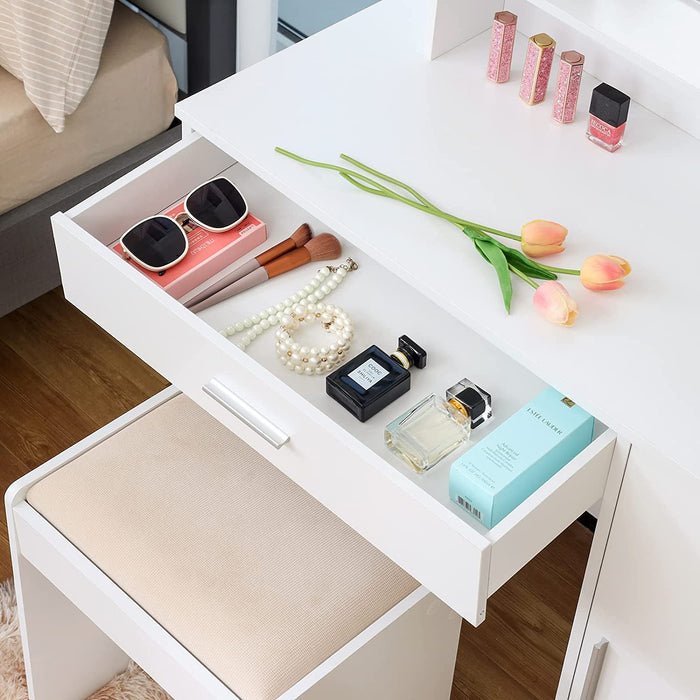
[15,556,130,700]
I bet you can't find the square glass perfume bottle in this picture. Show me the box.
[326,335,427,422]
[385,378,492,473]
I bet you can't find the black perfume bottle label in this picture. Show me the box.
[347,358,389,390]
[326,345,414,422]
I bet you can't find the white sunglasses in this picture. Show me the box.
[120,177,249,272]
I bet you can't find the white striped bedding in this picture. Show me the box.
[0,0,114,133]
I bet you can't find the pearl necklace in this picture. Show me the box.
[220,258,358,352]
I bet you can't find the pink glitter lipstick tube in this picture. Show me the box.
[552,51,585,123]
[519,33,556,105]
[486,11,517,83]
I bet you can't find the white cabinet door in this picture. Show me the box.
[570,442,700,699]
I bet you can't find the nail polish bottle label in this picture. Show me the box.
[588,116,626,147]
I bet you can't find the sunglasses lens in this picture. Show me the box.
[186,178,247,230]
[122,217,186,269]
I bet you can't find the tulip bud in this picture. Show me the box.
[521,220,568,257]
[580,255,631,291]
[533,281,578,326]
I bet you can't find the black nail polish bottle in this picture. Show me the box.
[326,335,427,422]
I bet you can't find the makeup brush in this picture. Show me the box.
[184,223,312,308]
[189,233,342,313]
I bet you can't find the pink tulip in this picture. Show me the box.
[533,281,579,326]
[521,220,568,258]
[580,255,631,291]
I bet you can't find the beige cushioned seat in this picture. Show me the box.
[0,2,178,215]
[27,395,419,700]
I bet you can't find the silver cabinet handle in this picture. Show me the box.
[581,638,608,700]
[203,378,289,449]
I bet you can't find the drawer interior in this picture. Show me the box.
[68,136,611,543]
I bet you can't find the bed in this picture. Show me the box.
[0,2,178,217]
[0,1,181,315]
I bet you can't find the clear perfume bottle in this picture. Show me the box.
[384,378,492,473]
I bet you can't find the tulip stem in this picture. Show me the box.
[340,155,522,242]
[339,154,436,210]
[277,147,523,243]
[275,148,408,201]
[539,264,581,275]
[436,214,521,241]
[475,225,521,241]
[509,264,539,289]
[276,147,448,220]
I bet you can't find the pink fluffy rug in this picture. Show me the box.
[0,580,172,699]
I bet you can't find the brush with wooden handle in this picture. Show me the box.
[189,233,342,313]
[184,223,312,308]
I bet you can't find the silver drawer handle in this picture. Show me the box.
[581,638,608,700]
[202,378,289,449]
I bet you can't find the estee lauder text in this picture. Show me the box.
[526,407,564,435]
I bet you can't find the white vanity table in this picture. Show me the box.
[48,0,700,698]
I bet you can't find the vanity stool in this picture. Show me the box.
[5,388,461,700]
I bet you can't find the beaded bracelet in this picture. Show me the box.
[275,303,353,375]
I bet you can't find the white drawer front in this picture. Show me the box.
[53,134,616,625]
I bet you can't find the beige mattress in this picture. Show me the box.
[0,2,178,216]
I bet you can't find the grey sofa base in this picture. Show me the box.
[0,124,182,317]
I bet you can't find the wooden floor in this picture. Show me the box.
[0,288,592,700]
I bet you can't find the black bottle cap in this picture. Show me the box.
[456,387,486,419]
[589,83,630,128]
[454,386,492,427]
[392,335,427,370]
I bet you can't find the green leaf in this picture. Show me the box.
[463,225,556,280]
[474,242,491,264]
[501,247,558,280]
[462,225,490,242]
[474,238,512,313]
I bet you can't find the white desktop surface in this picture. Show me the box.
[176,0,700,474]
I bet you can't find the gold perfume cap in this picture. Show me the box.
[532,33,554,48]
[448,398,471,420]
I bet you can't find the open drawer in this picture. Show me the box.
[52,134,616,625]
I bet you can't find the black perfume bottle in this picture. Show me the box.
[326,335,427,422]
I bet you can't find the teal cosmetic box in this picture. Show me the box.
[449,387,594,528]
